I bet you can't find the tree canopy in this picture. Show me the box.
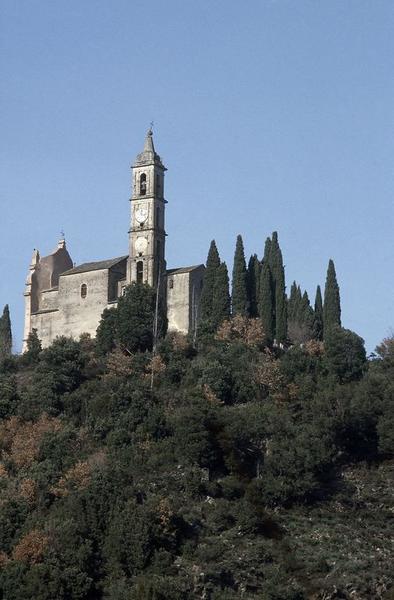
[0,319,391,599]
[1,232,391,599]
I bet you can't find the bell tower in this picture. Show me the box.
[127,129,167,287]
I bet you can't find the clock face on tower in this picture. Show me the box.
[135,206,148,224]
[135,236,148,254]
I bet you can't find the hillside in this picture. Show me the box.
[0,316,393,599]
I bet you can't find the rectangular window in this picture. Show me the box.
[136,261,143,284]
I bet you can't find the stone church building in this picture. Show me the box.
[23,130,205,350]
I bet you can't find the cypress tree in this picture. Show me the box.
[313,285,324,341]
[269,232,287,343]
[288,281,299,322]
[231,234,248,316]
[247,254,260,317]
[0,305,12,359]
[297,291,314,332]
[200,240,221,322]
[323,259,341,336]
[212,262,231,328]
[288,284,316,343]
[254,257,262,315]
[258,262,274,344]
[263,237,271,264]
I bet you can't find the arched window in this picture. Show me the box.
[136,261,144,284]
[81,283,87,299]
[169,278,174,290]
[156,174,160,195]
[156,206,160,227]
[140,173,147,195]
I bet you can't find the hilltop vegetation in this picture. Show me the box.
[0,235,393,599]
[0,318,393,598]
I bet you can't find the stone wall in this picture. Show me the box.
[189,266,205,334]
[29,268,109,348]
[57,269,111,340]
[30,309,61,348]
[167,272,190,334]
[167,266,205,335]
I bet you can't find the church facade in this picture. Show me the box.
[23,131,205,351]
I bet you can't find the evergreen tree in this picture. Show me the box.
[0,305,12,359]
[199,240,221,322]
[324,326,366,383]
[212,262,231,328]
[96,307,118,355]
[253,256,262,315]
[288,281,300,322]
[247,254,260,317]
[297,291,314,333]
[231,234,248,316]
[313,285,324,341]
[258,262,274,344]
[323,259,341,336]
[269,232,287,343]
[117,283,166,353]
[263,237,271,264]
[25,328,42,363]
[288,285,314,344]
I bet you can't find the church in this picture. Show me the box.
[23,130,205,351]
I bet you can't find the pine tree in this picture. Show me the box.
[212,262,231,329]
[231,234,248,316]
[0,305,12,359]
[199,240,221,322]
[258,262,274,344]
[323,259,341,336]
[313,285,324,341]
[269,232,287,343]
[246,254,260,317]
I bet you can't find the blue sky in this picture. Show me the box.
[1,0,393,353]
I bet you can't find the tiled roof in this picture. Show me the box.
[61,256,128,276]
[166,265,204,275]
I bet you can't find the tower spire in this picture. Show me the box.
[134,128,165,169]
[143,127,155,154]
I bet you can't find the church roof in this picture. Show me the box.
[167,265,205,275]
[61,256,128,276]
[133,129,166,169]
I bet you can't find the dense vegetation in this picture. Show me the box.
[0,235,393,599]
